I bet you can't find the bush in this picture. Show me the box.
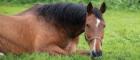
[0,0,140,10]
[105,0,140,10]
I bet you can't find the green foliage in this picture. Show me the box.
[105,0,140,10]
[0,0,140,10]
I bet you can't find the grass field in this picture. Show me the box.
[0,5,140,60]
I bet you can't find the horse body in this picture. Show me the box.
[0,4,85,54]
[0,15,35,53]
[0,15,72,54]
[0,2,106,57]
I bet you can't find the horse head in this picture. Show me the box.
[85,2,106,57]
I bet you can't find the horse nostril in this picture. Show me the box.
[91,51,102,57]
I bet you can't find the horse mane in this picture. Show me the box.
[18,3,103,38]
[35,3,103,24]
[37,3,86,28]
[92,8,103,20]
[35,3,87,38]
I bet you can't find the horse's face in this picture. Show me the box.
[85,2,106,57]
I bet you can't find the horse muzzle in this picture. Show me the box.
[90,50,102,57]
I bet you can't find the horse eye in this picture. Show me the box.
[103,25,106,28]
[86,24,90,28]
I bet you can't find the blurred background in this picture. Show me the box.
[0,0,140,10]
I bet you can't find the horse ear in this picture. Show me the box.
[87,2,93,14]
[100,2,106,14]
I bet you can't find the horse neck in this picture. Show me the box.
[62,25,84,38]
[42,19,84,39]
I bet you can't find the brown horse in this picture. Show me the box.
[0,2,106,57]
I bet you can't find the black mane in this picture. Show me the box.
[34,3,102,38]
[92,8,103,19]
[37,3,86,28]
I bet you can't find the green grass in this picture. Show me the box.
[0,5,31,15]
[0,5,140,60]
